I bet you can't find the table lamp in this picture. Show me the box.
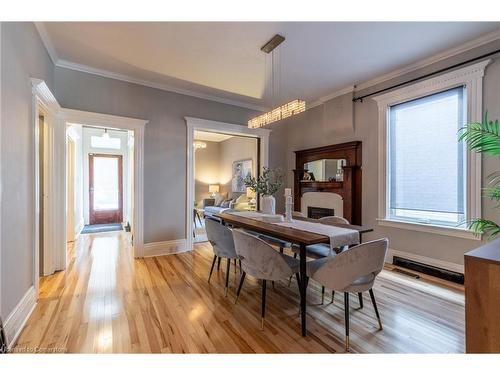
[209,184,219,198]
[246,187,257,208]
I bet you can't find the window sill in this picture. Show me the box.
[377,218,481,240]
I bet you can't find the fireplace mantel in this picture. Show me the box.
[293,141,362,225]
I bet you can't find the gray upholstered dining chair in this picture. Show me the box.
[289,215,352,296]
[232,229,302,329]
[292,215,351,259]
[205,218,239,296]
[320,215,350,225]
[306,238,388,351]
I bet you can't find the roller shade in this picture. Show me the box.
[388,87,466,220]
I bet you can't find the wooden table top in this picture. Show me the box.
[215,211,373,246]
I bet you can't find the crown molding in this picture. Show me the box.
[34,23,268,112]
[55,59,269,112]
[354,27,500,93]
[34,22,500,115]
[307,85,355,109]
[34,22,58,64]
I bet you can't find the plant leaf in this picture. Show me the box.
[467,218,500,240]
[459,112,500,156]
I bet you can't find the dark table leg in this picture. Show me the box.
[299,243,307,337]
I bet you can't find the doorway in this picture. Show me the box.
[72,126,134,235]
[89,154,123,224]
[185,117,271,252]
[192,130,259,244]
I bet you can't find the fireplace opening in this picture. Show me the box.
[307,206,335,219]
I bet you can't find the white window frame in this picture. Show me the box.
[373,59,491,240]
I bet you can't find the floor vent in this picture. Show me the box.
[393,256,464,284]
[392,268,420,279]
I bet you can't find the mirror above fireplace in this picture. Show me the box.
[303,158,347,182]
[293,141,362,225]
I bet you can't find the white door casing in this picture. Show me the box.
[62,108,148,257]
[185,117,271,252]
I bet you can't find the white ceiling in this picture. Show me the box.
[38,22,500,110]
[194,130,233,142]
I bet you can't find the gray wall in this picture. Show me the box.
[1,22,55,319]
[219,136,258,195]
[194,136,258,201]
[54,67,259,243]
[267,40,500,266]
[0,22,258,323]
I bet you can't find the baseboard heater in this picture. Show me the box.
[392,256,464,284]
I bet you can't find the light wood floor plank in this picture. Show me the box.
[14,231,465,353]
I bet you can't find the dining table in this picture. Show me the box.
[214,211,373,337]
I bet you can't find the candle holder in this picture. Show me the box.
[284,188,293,222]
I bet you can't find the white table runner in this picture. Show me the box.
[227,211,359,250]
[273,220,359,249]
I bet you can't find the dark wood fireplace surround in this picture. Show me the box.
[293,141,362,225]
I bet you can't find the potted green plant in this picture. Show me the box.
[459,113,500,239]
[244,167,284,214]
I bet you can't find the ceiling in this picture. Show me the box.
[194,130,233,142]
[38,22,500,110]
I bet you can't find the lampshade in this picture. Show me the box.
[209,185,219,194]
[246,187,256,199]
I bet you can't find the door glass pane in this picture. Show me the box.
[91,135,121,149]
[93,157,119,210]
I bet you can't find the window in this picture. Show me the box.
[387,87,466,227]
[90,135,121,149]
[374,60,489,238]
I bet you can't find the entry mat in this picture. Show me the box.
[81,223,123,234]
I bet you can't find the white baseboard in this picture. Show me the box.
[386,248,464,274]
[142,239,190,257]
[4,286,37,349]
[74,217,84,237]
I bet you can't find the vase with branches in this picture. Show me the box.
[244,167,284,214]
[459,113,500,239]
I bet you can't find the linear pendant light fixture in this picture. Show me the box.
[248,34,306,129]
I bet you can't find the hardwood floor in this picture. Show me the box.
[15,231,465,353]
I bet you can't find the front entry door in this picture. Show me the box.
[89,154,123,224]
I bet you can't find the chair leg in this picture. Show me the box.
[294,273,302,317]
[208,255,217,283]
[272,280,275,289]
[294,273,301,296]
[239,259,242,274]
[217,257,221,271]
[279,246,284,254]
[261,280,267,330]
[234,258,237,273]
[358,292,364,309]
[331,290,335,303]
[344,292,350,351]
[369,289,383,330]
[234,272,246,304]
[321,286,325,305]
[225,258,231,297]
[293,252,297,259]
